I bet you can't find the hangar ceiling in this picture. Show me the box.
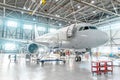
[0,0,119,26]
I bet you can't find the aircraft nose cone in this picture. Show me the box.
[98,31,109,44]
[104,32,109,42]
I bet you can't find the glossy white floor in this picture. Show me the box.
[0,54,120,80]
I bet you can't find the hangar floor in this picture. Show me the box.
[0,54,120,80]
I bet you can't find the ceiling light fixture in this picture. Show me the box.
[33,18,36,21]
[106,15,109,18]
[91,0,95,4]
[93,11,96,13]
[23,7,26,10]
[77,6,80,8]
[55,14,60,17]
[50,17,53,20]
[28,8,30,10]
[68,21,71,23]
[59,23,62,26]
[21,11,24,14]
[114,7,117,10]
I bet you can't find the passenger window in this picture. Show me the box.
[83,26,89,30]
[79,27,83,31]
[90,26,97,29]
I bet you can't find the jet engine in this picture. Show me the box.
[28,43,39,53]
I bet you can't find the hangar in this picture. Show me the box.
[0,0,120,80]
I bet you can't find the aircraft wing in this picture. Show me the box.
[35,27,69,44]
[35,24,76,45]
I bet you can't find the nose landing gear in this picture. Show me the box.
[75,55,81,62]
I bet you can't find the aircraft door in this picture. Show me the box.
[66,24,76,39]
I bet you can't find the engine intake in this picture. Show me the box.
[28,43,39,53]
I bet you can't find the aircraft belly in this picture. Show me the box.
[60,42,73,49]
[52,30,108,49]
[75,30,108,48]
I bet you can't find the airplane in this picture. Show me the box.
[28,23,109,53]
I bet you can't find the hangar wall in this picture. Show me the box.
[98,17,120,46]
[94,17,120,54]
[0,17,59,54]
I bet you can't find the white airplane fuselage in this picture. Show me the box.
[35,23,108,49]
[58,29,108,49]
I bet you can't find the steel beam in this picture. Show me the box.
[111,0,118,14]
[32,1,41,15]
[74,0,120,17]
[65,6,88,18]
[48,0,66,14]
[0,2,82,23]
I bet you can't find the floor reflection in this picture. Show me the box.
[0,54,120,80]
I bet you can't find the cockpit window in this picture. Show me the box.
[79,26,97,31]
[83,26,89,30]
[89,26,97,29]
[79,27,83,31]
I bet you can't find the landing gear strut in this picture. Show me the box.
[86,48,92,60]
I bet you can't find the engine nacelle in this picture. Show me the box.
[28,43,39,53]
